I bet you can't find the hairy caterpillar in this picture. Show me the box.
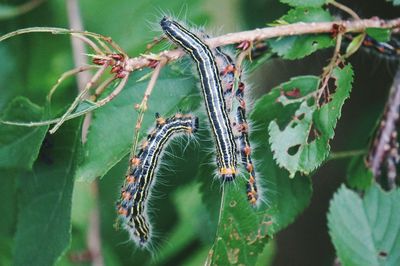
[118,113,198,247]
[160,17,237,181]
[214,47,260,205]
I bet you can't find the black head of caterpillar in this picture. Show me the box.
[117,113,198,247]
[160,17,237,182]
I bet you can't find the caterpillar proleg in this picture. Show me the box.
[118,113,198,247]
[160,17,237,181]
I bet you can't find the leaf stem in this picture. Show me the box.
[328,149,367,160]
[329,0,361,20]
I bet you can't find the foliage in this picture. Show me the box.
[328,184,400,266]
[0,0,399,265]
[268,65,354,177]
[268,7,334,59]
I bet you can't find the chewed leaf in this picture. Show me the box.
[268,64,354,177]
[328,184,400,266]
[268,7,334,59]
[209,177,271,265]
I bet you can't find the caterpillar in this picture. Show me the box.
[160,17,237,181]
[343,33,400,61]
[117,113,198,247]
[214,47,259,205]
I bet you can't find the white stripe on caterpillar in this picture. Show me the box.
[160,17,237,181]
[213,47,260,205]
[118,113,198,247]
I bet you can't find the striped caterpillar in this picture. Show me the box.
[160,17,238,181]
[214,47,259,205]
[117,113,198,247]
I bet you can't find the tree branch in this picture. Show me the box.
[125,17,400,71]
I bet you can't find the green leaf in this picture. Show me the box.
[345,33,365,57]
[280,0,328,7]
[328,184,400,266]
[386,0,400,6]
[347,155,374,190]
[13,118,81,266]
[366,28,391,42]
[75,66,199,182]
[0,1,43,20]
[248,49,274,73]
[268,7,334,59]
[0,97,49,170]
[155,183,206,264]
[268,64,353,177]
[0,170,17,265]
[210,177,271,265]
[0,44,17,111]
[79,0,206,54]
[203,91,313,264]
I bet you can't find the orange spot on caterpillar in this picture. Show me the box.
[243,145,251,156]
[221,64,236,76]
[220,167,236,175]
[122,191,132,200]
[141,141,149,149]
[118,207,128,216]
[131,157,141,166]
[238,82,245,91]
[156,116,166,126]
[249,175,256,184]
[246,163,254,172]
[248,195,257,205]
[174,113,183,119]
[238,122,248,133]
[119,112,199,248]
[126,175,136,183]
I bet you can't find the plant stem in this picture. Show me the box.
[329,0,360,20]
[66,0,104,265]
[328,149,366,160]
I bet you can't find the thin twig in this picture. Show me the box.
[47,65,98,101]
[66,1,104,265]
[131,59,167,156]
[49,64,108,134]
[329,0,361,20]
[328,149,367,160]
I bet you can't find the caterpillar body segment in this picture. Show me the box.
[118,113,198,247]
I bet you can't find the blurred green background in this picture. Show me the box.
[0,0,399,265]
